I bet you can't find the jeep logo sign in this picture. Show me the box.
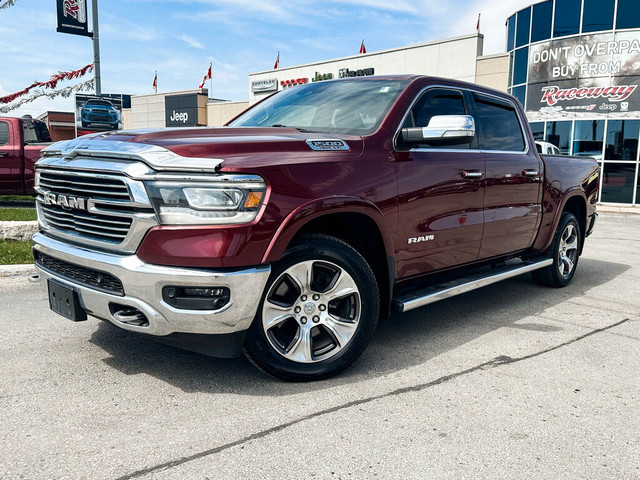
[165,93,201,127]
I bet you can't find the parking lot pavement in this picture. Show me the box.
[0,212,638,480]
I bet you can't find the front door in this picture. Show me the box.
[0,120,21,195]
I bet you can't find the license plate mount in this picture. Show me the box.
[48,279,87,322]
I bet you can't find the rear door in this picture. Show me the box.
[395,87,485,277]
[470,92,542,259]
[0,120,22,194]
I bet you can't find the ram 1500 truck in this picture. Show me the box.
[32,76,599,381]
[0,116,51,195]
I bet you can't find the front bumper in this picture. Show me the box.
[33,232,271,339]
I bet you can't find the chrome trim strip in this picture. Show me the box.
[33,232,271,336]
[394,258,553,313]
[41,137,225,172]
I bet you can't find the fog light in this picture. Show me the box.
[162,286,231,311]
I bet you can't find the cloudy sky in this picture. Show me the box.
[0,0,535,117]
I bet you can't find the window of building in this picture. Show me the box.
[507,15,516,51]
[513,47,528,85]
[582,0,614,33]
[545,121,572,154]
[572,120,604,159]
[553,0,581,37]
[616,0,640,30]
[605,120,640,161]
[601,163,636,204]
[0,122,8,146]
[531,0,553,43]
[516,7,531,48]
[472,93,525,152]
[399,88,472,150]
[530,122,545,141]
[512,86,526,107]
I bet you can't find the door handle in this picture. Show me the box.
[522,169,539,177]
[461,170,483,179]
[0,153,8,157]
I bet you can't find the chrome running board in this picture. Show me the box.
[392,257,553,313]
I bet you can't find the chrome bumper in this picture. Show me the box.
[33,232,270,337]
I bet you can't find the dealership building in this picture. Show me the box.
[122,0,640,206]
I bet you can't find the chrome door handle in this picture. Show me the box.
[523,169,539,177]
[461,170,483,179]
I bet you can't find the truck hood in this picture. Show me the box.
[42,127,365,172]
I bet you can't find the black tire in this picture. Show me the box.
[532,212,581,288]
[244,234,379,381]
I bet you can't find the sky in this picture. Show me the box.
[0,0,536,117]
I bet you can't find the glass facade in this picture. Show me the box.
[508,0,640,205]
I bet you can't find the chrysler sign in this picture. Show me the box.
[526,31,640,117]
[251,79,278,93]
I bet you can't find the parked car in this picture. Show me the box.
[33,75,599,380]
[535,140,561,155]
[0,115,51,195]
[80,99,120,130]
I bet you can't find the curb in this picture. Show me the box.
[0,263,36,277]
[597,205,640,215]
[0,220,38,241]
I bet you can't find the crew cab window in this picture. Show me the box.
[0,122,8,146]
[399,88,472,149]
[472,93,525,152]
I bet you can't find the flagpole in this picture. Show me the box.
[209,63,212,99]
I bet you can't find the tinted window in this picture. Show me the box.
[513,47,528,85]
[572,120,604,159]
[512,85,526,107]
[401,88,471,149]
[515,7,531,48]
[0,122,8,146]
[546,121,572,154]
[507,15,516,51]
[553,0,581,37]
[616,0,640,29]
[473,93,525,152]
[531,0,553,43]
[605,120,639,160]
[601,163,636,204]
[582,0,614,33]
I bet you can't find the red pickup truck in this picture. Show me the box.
[0,116,51,195]
[32,76,599,380]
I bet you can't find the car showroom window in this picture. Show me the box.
[473,93,525,152]
[400,88,472,149]
[0,122,8,146]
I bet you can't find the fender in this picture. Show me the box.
[261,196,395,263]
[536,187,587,252]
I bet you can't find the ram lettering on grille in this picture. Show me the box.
[42,192,87,210]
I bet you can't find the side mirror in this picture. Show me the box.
[402,115,475,146]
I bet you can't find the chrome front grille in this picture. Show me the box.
[36,166,158,253]
[40,203,133,243]
[38,170,130,201]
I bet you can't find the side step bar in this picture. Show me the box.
[392,257,553,313]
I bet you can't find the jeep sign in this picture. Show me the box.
[165,94,200,127]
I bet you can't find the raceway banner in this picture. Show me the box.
[526,31,640,117]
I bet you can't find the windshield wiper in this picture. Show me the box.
[270,124,311,132]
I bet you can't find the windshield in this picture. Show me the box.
[86,100,112,107]
[229,79,408,135]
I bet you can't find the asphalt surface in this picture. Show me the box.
[0,213,638,480]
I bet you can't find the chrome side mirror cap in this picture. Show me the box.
[402,115,475,145]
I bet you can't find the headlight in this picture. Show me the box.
[145,175,267,225]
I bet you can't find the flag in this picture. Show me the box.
[274,52,280,69]
[359,39,366,54]
[152,71,157,93]
[199,63,212,89]
[476,13,481,32]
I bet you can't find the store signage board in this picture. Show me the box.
[165,94,199,127]
[526,31,640,118]
[251,79,278,93]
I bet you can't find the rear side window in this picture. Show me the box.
[0,122,9,146]
[401,88,472,149]
[472,93,525,152]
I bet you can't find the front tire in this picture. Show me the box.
[244,234,379,381]
[532,212,581,288]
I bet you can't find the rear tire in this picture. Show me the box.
[244,234,379,381]
[532,212,580,288]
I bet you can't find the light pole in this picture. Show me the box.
[92,0,101,95]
